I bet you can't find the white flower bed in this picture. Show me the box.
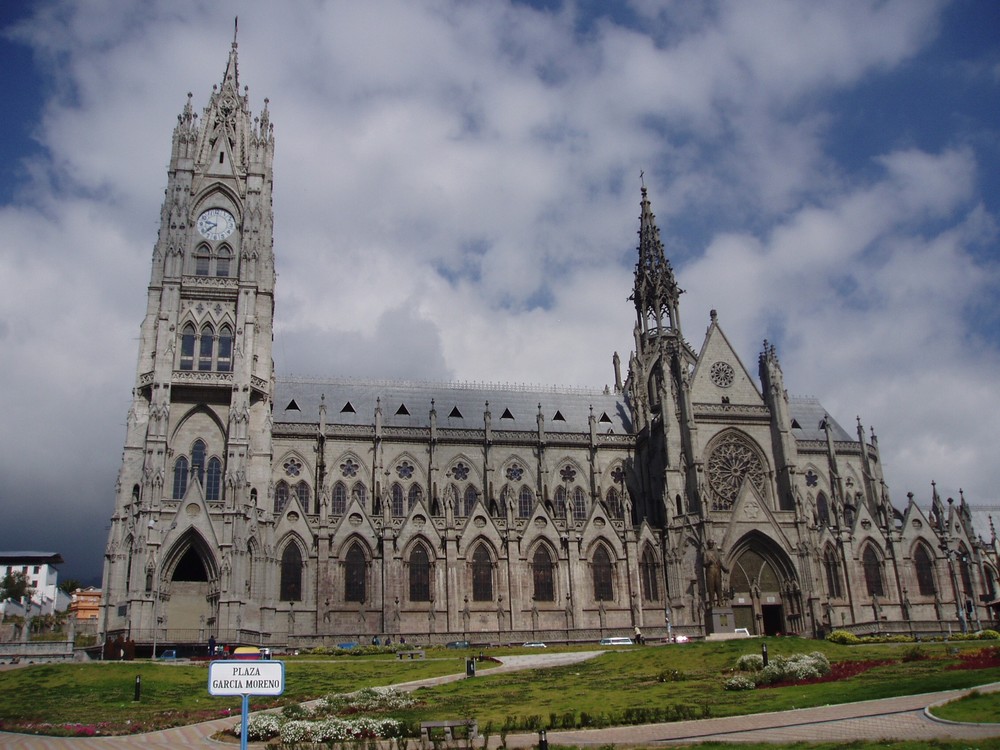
[731,650,831,687]
[235,689,409,743]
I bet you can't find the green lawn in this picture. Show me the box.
[0,654,468,735]
[0,640,997,737]
[391,640,1000,732]
[928,687,1000,723]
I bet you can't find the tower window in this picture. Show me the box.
[198,325,214,370]
[217,326,233,372]
[180,324,196,370]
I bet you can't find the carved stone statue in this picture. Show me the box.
[704,539,728,607]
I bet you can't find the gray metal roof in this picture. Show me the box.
[274,377,633,434]
[788,396,854,442]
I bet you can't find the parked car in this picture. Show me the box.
[599,637,633,646]
[445,640,471,649]
[522,641,547,648]
[670,634,690,643]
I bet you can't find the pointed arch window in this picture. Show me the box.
[206,457,222,502]
[862,545,884,597]
[408,484,423,511]
[331,482,347,515]
[345,544,366,603]
[191,440,206,487]
[464,486,478,516]
[472,546,493,601]
[914,544,936,597]
[532,546,554,601]
[824,545,842,598]
[279,544,302,602]
[172,456,189,499]
[409,543,431,602]
[816,492,830,528]
[640,547,659,601]
[217,325,233,372]
[180,324,196,370]
[216,246,232,277]
[274,481,289,514]
[195,244,211,276]
[518,486,534,518]
[606,487,622,519]
[572,487,587,521]
[391,483,405,517]
[198,324,214,370]
[593,546,614,601]
[295,481,310,511]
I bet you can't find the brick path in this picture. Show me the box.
[1,653,997,748]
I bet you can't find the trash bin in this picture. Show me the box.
[466,657,476,677]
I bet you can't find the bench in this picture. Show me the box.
[420,719,478,745]
[397,649,426,660]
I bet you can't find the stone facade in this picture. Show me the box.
[100,38,1000,649]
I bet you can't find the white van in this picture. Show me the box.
[599,637,634,646]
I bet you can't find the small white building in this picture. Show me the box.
[0,552,70,616]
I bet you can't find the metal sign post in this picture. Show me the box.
[209,660,285,750]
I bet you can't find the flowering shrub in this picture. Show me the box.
[234,692,407,742]
[731,651,831,687]
[724,675,756,691]
[735,653,764,672]
[245,714,280,741]
[323,687,415,714]
[826,630,861,645]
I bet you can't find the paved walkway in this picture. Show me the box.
[1,653,998,748]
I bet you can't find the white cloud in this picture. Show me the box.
[0,0,996,581]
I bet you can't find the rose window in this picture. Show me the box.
[560,465,577,482]
[506,464,524,481]
[283,458,302,477]
[709,361,735,388]
[707,433,765,511]
[396,461,414,479]
[451,462,470,481]
[340,459,359,478]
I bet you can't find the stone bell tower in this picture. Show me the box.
[101,26,276,646]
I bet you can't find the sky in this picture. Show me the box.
[1,0,999,585]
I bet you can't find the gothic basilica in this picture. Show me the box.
[101,37,999,649]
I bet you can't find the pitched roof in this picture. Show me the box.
[274,377,632,434]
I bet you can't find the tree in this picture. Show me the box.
[58,579,81,595]
[0,571,33,602]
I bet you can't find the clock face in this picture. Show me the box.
[196,208,236,241]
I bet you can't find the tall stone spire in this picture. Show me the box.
[630,185,684,342]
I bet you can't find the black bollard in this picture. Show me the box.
[761,643,768,667]
[538,729,548,750]
[134,674,141,701]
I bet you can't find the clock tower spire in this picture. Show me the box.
[102,32,276,644]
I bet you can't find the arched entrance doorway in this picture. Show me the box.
[727,533,801,636]
[162,533,217,643]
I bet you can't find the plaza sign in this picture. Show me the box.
[209,660,285,696]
